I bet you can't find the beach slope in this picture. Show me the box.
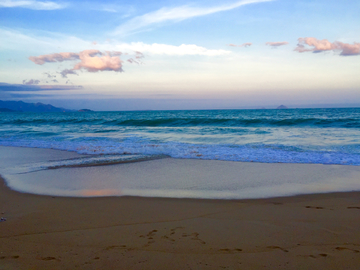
[0,147,360,269]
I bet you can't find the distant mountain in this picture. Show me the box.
[276,105,288,109]
[0,100,74,112]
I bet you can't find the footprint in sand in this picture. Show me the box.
[219,248,243,253]
[104,245,126,250]
[305,206,324,209]
[190,232,206,245]
[147,229,158,236]
[142,229,159,247]
[158,227,207,245]
[0,255,20,260]
[41,257,60,261]
[267,246,289,252]
[177,230,206,245]
[307,254,328,258]
[160,227,184,243]
[335,247,359,253]
[170,227,184,234]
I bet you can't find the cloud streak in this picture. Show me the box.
[0,0,65,10]
[112,0,274,36]
[295,37,360,56]
[266,41,288,47]
[228,43,252,47]
[0,82,83,91]
[115,42,230,56]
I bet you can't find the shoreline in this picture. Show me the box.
[2,145,360,199]
[1,145,360,269]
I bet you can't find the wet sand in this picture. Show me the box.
[0,147,360,269]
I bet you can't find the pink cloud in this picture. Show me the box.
[295,37,360,56]
[106,51,122,56]
[294,38,335,53]
[29,50,144,76]
[73,50,123,72]
[227,43,252,48]
[338,41,360,56]
[266,41,289,47]
[127,58,137,64]
[29,52,79,65]
[240,42,252,47]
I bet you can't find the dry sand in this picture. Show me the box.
[1,177,360,269]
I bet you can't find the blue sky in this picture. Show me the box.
[0,0,359,110]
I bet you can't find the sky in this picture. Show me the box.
[0,0,359,110]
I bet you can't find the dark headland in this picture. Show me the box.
[0,100,73,112]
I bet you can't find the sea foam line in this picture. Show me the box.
[3,154,168,175]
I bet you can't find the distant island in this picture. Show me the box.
[276,105,288,109]
[0,100,74,112]
[78,109,94,112]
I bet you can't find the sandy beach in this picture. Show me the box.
[1,147,360,269]
[1,179,360,269]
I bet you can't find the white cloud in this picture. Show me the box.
[0,28,232,63]
[0,0,66,10]
[0,28,230,57]
[96,4,135,17]
[101,7,117,13]
[111,0,274,36]
[113,42,231,56]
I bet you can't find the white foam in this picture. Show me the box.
[0,136,359,165]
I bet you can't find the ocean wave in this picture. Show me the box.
[1,116,359,128]
[1,108,360,166]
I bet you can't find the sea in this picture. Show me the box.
[1,108,360,198]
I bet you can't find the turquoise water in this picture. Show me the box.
[1,108,360,167]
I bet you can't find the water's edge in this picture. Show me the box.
[1,146,360,199]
